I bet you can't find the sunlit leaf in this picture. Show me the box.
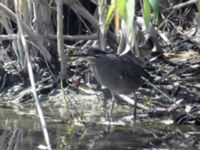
[105,2,115,27]
[90,0,98,5]
[126,0,135,33]
[120,20,131,55]
[161,119,173,125]
[146,99,153,108]
[197,0,200,12]
[115,7,120,31]
[98,0,104,11]
[66,127,73,136]
[149,0,159,25]
[117,0,127,21]
[126,0,135,46]
[143,0,151,33]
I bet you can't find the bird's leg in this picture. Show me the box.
[110,92,116,115]
[105,92,116,134]
[109,92,116,119]
[133,93,137,123]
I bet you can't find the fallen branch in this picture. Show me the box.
[163,0,198,12]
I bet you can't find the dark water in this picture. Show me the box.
[0,107,200,150]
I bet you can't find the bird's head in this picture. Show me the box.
[69,47,109,64]
[77,47,109,65]
[81,47,107,57]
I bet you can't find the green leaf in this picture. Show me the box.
[117,0,127,21]
[90,0,98,5]
[149,0,159,25]
[105,3,115,27]
[197,0,200,12]
[66,127,73,136]
[143,0,151,33]
[126,0,135,46]
[126,0,135,32]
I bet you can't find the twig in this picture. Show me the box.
[142,77,194,118]
[15,1,52,149]
[47,33,97,41]
[57,0,67,79]
[0,3,51,61]
[0,34,17,40]
[119,95,149,111]
[163,0,198,12]
[0,33,98,41]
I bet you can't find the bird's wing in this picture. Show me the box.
[105,53,153,81]
[119,55,152,81]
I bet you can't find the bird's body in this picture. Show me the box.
[86,50,152,95]
[83,48,153,121]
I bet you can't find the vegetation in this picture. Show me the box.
[0,0,200,149]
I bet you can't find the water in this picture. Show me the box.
[0,107,199,150]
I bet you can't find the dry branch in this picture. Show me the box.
[163,0,198,12]
[0,3,51,61]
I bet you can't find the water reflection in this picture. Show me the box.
[0,107,200,150]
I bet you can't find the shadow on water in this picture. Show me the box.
[0,106,200,150]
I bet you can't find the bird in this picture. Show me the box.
[0,62,6,89]
[81,47,153,121]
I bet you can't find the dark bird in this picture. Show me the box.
[0,62,6,89]
[82,47,153,120]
